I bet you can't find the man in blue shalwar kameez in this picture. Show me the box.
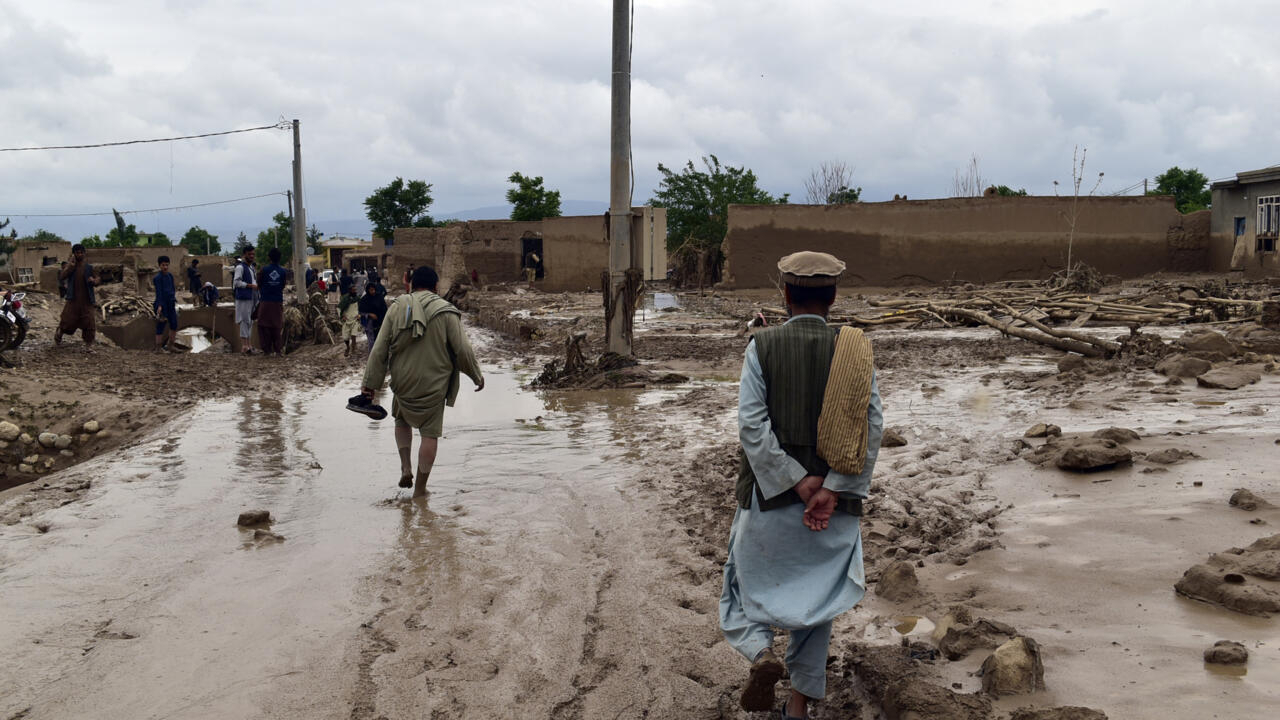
[720,251,883,718]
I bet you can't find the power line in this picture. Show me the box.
[0,121,292,153]
[0,191,290,218]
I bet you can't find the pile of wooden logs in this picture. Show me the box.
[100,296,156,319]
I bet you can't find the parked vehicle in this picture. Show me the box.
[0,291,28,350]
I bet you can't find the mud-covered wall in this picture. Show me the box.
[542,216,608,292]
[721,196,1211,288]
[1211,179,1280,278]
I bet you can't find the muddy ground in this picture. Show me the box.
[1,276,1279,719]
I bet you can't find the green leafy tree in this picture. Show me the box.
[16,228,67,244]
[649,155,787,252]
[105,223,141,247]
[255,212,294,265]
[1147,166,1211,213]
[363,177,436,244]
[826,186,862,204]
[306,224,325,255]
[0,218,15,257]
[81,234,105,248]
[506,172,563,221]
[994,185,1028,197]
[180,226,221,255]
[140,231,172,247]
[230,232,253,257]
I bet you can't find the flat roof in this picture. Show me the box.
[1213,166,1280,189]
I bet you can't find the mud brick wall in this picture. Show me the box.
[721,196,1213,288]
[541,216,609,292]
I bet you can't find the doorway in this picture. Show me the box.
[521,237,545,280]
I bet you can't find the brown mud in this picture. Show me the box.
[1,276,1278,719]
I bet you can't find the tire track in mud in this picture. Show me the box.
[550,566,617,720]
[350,609,396,720]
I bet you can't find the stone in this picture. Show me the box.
[1010,708,1108,720]
[253,529,286,543]
[17,463,33,474]
[78,434,91,444]
[37,432,58,448]
[1156,354,1214,379]
[1229,489,1266,511]
[1056,354,1086,373]
[980,636,1046,696]
[1025,423,1062,438]
[59,450,74,458]
[1203,640,1248,665]
[0,420,19,441]
[1145,448,1195,464]
[237,510,273,526]
[1197,367,1262,390]
[1092,427,1140,443]
[19,433,33,445]
[1179,330,1237,357]
[22,454,38,465]
[938,618,1016,661]
[1055,443,1132,472]
[881,428,909,448]
[83,420,100,434]
[1175,564,1280,617]
[54,435,73,450]
[876,560,920,601]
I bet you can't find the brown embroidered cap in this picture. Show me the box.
[777,251,846,287]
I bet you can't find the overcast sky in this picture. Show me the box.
[2,0,1277,243]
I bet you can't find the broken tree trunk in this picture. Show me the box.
[929,304,1109,357]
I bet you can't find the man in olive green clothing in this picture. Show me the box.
[361,266,485,497]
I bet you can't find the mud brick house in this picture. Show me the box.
[1211,167,1280,278]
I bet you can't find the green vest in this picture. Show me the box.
[737,317,837,512]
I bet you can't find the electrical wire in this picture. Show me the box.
[0,121,292,153]
[0,191,290,218]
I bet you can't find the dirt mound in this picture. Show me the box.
[1175,535,1280,616]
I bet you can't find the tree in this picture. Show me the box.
[1054,145,1104,282]
[364,177,436,244]
[105,223,141,247]
[231,232,253,257]
[141,231,172,247]
[993,185,1028,197]
[307,224,324,256]
[803,161,860,204]
[649,155,787,253]
[506,172,562,221]
[16,229,67,245]
[255,212,294,265]
[1147,166,1211,213]
[951,154,985,197]
[180,226,221,255]
[81,234,104,248]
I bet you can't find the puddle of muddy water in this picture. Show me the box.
[0,355,677,719]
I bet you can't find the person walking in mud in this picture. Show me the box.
[257,248,288,356]
[358,280,388,352]
[354,266,484,498]
[54,244,99,348]
[338,281,361,356]
[233,248,258,354]
[186,258,201,297]
[720,251,883,718]
[152,255,179,352]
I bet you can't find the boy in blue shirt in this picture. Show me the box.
[256,247,288,356]
[153,255,179,352]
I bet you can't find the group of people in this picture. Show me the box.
[338,273,389,356]
[349,251,878,718]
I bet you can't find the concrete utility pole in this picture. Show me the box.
[606,0,633,355]
[291,119,307,301]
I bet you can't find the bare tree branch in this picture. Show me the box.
[803,161,859,204]
[951,153,985,197]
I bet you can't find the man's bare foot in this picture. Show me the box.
[740,648,784,711]
[398,473,412,489]
[413,471,430,497]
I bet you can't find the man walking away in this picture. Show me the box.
[720,251,883,718]
[55,244,99,348]
[338,283,361,357]
[357,266,484,497]
[358,281,387,352]
[233,248,258,354]
[401,264,415,294]
[153,255,179,352]
[257,248,288,356]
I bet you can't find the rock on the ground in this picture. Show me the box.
[253,529,286,543]
[1025,423,1062,438]
[938,618,1017,661]
[1197,367,1262,390]
[1055,443,1132,472]
[1203,640,1248,665]
[0,421,19,442]
[980,636,1046,696]
[877,560,920,601]
[237,510,273,526]
[22,454,38,465]
[1174,564,1280,617]
[54,435,72,449]
[1010,708,1108,720]
[1230,489,1267,511]
[19,433,33,445]
[881,428,909,448]
[1179,330,1238,358]
[1145,448,1195,465]
[37,432,58,448]
[1056,355,1087,373]
[17,463,33,474]
[1092,427,1140,443]
[83,420,100,434]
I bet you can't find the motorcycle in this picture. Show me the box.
[0,291,29,351]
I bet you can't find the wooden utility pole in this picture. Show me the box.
[605,0,633,355]
[291,119,307,300]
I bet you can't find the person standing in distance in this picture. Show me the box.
[233,248,258,354]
